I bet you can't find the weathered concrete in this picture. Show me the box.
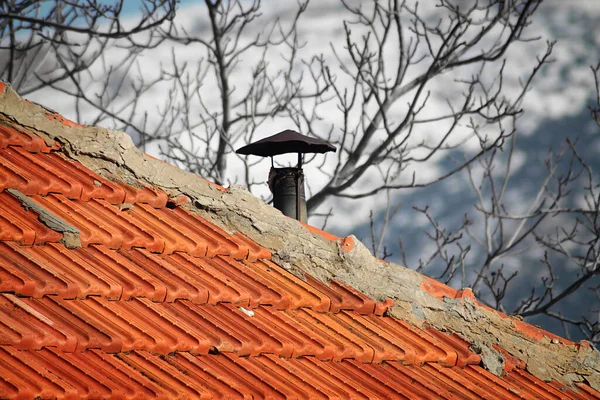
[7,188,81,249]
[1,84,598,390]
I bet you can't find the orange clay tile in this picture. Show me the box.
[167,194,190,207]
[300,221,340,241]
[572,383,600,400]
[305,275,372,314]
[502,368,575,399]
[0,243,327,309]
[222,353,327,399]
[340,235,355,252]
[45,113,84,128]
[0,147,170,205]
[444,364,573,399]
[304,275,396,315]
[239,259,331,311]
[133,204,236,257]
[173,206,271,259]
[0,294,77,352]
[513,318,576,345]
[421,275,460,299]
[120,181,169,208]
[374,297,395,315]
[119,249,211,304]
[0,151,46,196]
[0,349,597,399]
[30,195,162,251]
[0,123,59,153]
[367,314,459,365]
[206,256,287,308]
[345,360,444,398]
[425,327,482,367]
[0,292,483,366]
[154,252,253,305]
[124,351,238,399]
[0,191,63,245]
[247,306,332,359]
[28,195,234,256]
[0,147,83,198]
[42,153,128,203]
[0,242,170,302]
[231,231,272,261]
[0,242,114,300]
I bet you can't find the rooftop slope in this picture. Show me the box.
[0,82,597,399]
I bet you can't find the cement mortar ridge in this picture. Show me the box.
[1,84,598,391]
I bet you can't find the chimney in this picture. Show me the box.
[236,130,335,222]
[269,166,307,222]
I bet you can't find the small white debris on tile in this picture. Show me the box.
[239,307,254,317]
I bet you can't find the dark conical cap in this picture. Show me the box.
[236,129,336,157]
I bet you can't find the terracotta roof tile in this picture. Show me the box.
[572,384,600,400]
[0,146,172,205]
[425,327,482,367]
[118,180,169,208]
[0,348,596,399]
[0,243,114,300]
[45,153,129,203]
[305,275,377,314]
[232,232,272,261]
[0,147,74,197]
[239,258,331,311]
[0,294,74,352]
[0,123,58,153]
[159,252,253,305]
[31,195,163,251]
[135,205,241,257]
[0,191,63,245]
[0,291,486,365]
[0,87,598,399]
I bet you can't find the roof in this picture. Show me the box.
[0,82,598,399]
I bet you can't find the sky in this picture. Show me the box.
[19,0,600,343]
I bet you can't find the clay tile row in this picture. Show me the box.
[0,349,594,400]
[0,123,59,153]
[0,147,168,206]
[282,308,478,365]
[306,275,393,315]
[204,356,599,400]
[23,195,263,258]
[0,243,165,301]
[0,347,166,399]
[0,241,387,314]
[0,294,477,366]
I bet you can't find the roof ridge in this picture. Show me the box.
[1,82,598,390]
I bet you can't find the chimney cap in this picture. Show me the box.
[236,129,336,157]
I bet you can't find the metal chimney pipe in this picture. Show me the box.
[268,167,307,222]
[236,129,335,222]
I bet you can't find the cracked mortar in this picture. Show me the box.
[7,188,81,249]
[1,84,598,390]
